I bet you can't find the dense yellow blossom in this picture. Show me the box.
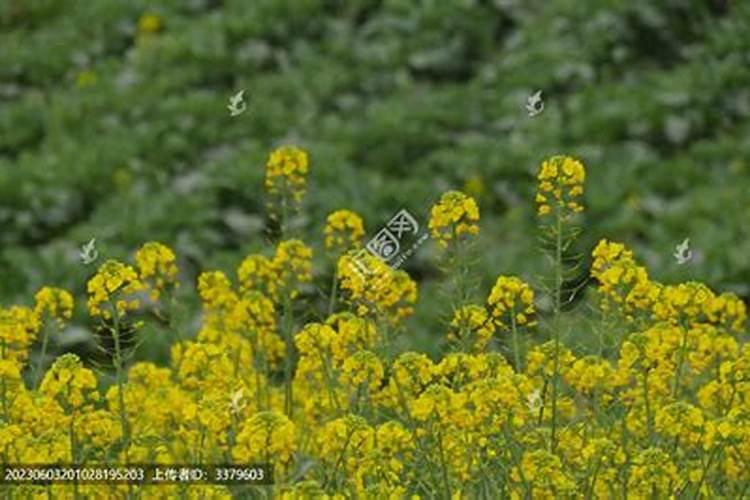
[535,155,585,217]
[337,250,417,323]
[447,304,495,352]
[135,241,179,300]
[428,190,480,248]
[0,305,41,362]
[39,354,99,411]
[237,254,278,300]
[86,259,145,319]
[265,145,310,204]
[487,275,536,329]
[34,287,74,327]
[325,209,365,253]
[233,411,297,466]
[273,239,313,299]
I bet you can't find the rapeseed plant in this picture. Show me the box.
[0,147,748,498]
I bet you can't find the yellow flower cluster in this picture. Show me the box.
[135,241,179,301]
[0,305,42,362]
[40,353,99,411]
[428,190,480,248]
[324,209,365,254]
[237,239,313,302]
[1,148,748,498]
[273,239,313,299]
[265,145,310,204]
[336,250,417,324]
[86,259,145,319]
[34,287,74,328]
[447,305,495,352]
[592,239,747,332]
[535,155,585,217]
[486,275,535,329]
[233,411,297,465]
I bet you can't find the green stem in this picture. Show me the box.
[642,370,654,442]
[691,447,719,499]
[110,304,131,461]
[550,210,563,452]
[327,270,338,317]
[436,427,453,499]
[280,195,289,240]
[33,324,53,389]
[71,432,81,499]
[282,295,294,417]
[1,378,8,421]
[511,308,521,372]
[319,350,341,412]
[672,326,689,399]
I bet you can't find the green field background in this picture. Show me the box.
[1,0,748,366]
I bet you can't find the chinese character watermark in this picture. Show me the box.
[350,208,428,279]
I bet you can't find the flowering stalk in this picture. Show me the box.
[109,301,131,459]
[510,306,522,372]
[549,205,564,452]
[282,294,294,417]
[535,155,586,452]
[328,272,339,317]
[33,326,51,389]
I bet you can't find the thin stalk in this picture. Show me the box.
[672,326,689,399]
[327,270,338,317]
[282,295,294,417]
[1,378,7,422]
[550,210,563,452]
[109,304,131,461]
[436,427,453,499]
[642,370,655,441]
[511,307,521,372]
[69,420,80,499]
[1,340,7,422]
[691,447,719,499]
[33,324,53,389]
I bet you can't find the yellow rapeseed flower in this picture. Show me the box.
[135,241,179,301]
[428,191,480,248]
[273,239,313,300]
[233,411,297,465]
[265,145,310,204]
[447,305,495,352]
[40,353,99,412]
[0,305,41,362]
[34,287,74,328]
[487,275,536,329]
[86,259,145,319]
[535,155,585,218]
[324,209,365,254]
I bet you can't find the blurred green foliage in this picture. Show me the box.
[1,0,749,360]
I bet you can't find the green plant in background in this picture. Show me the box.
[0,1,748,367]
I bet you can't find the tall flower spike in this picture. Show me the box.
[135,241,179,301]
[86,260,145,319]
[429,190,480,248]
[324,209,365,254]
[487,276,536,329]
[535,155,585,219]
[264,145,310,205]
